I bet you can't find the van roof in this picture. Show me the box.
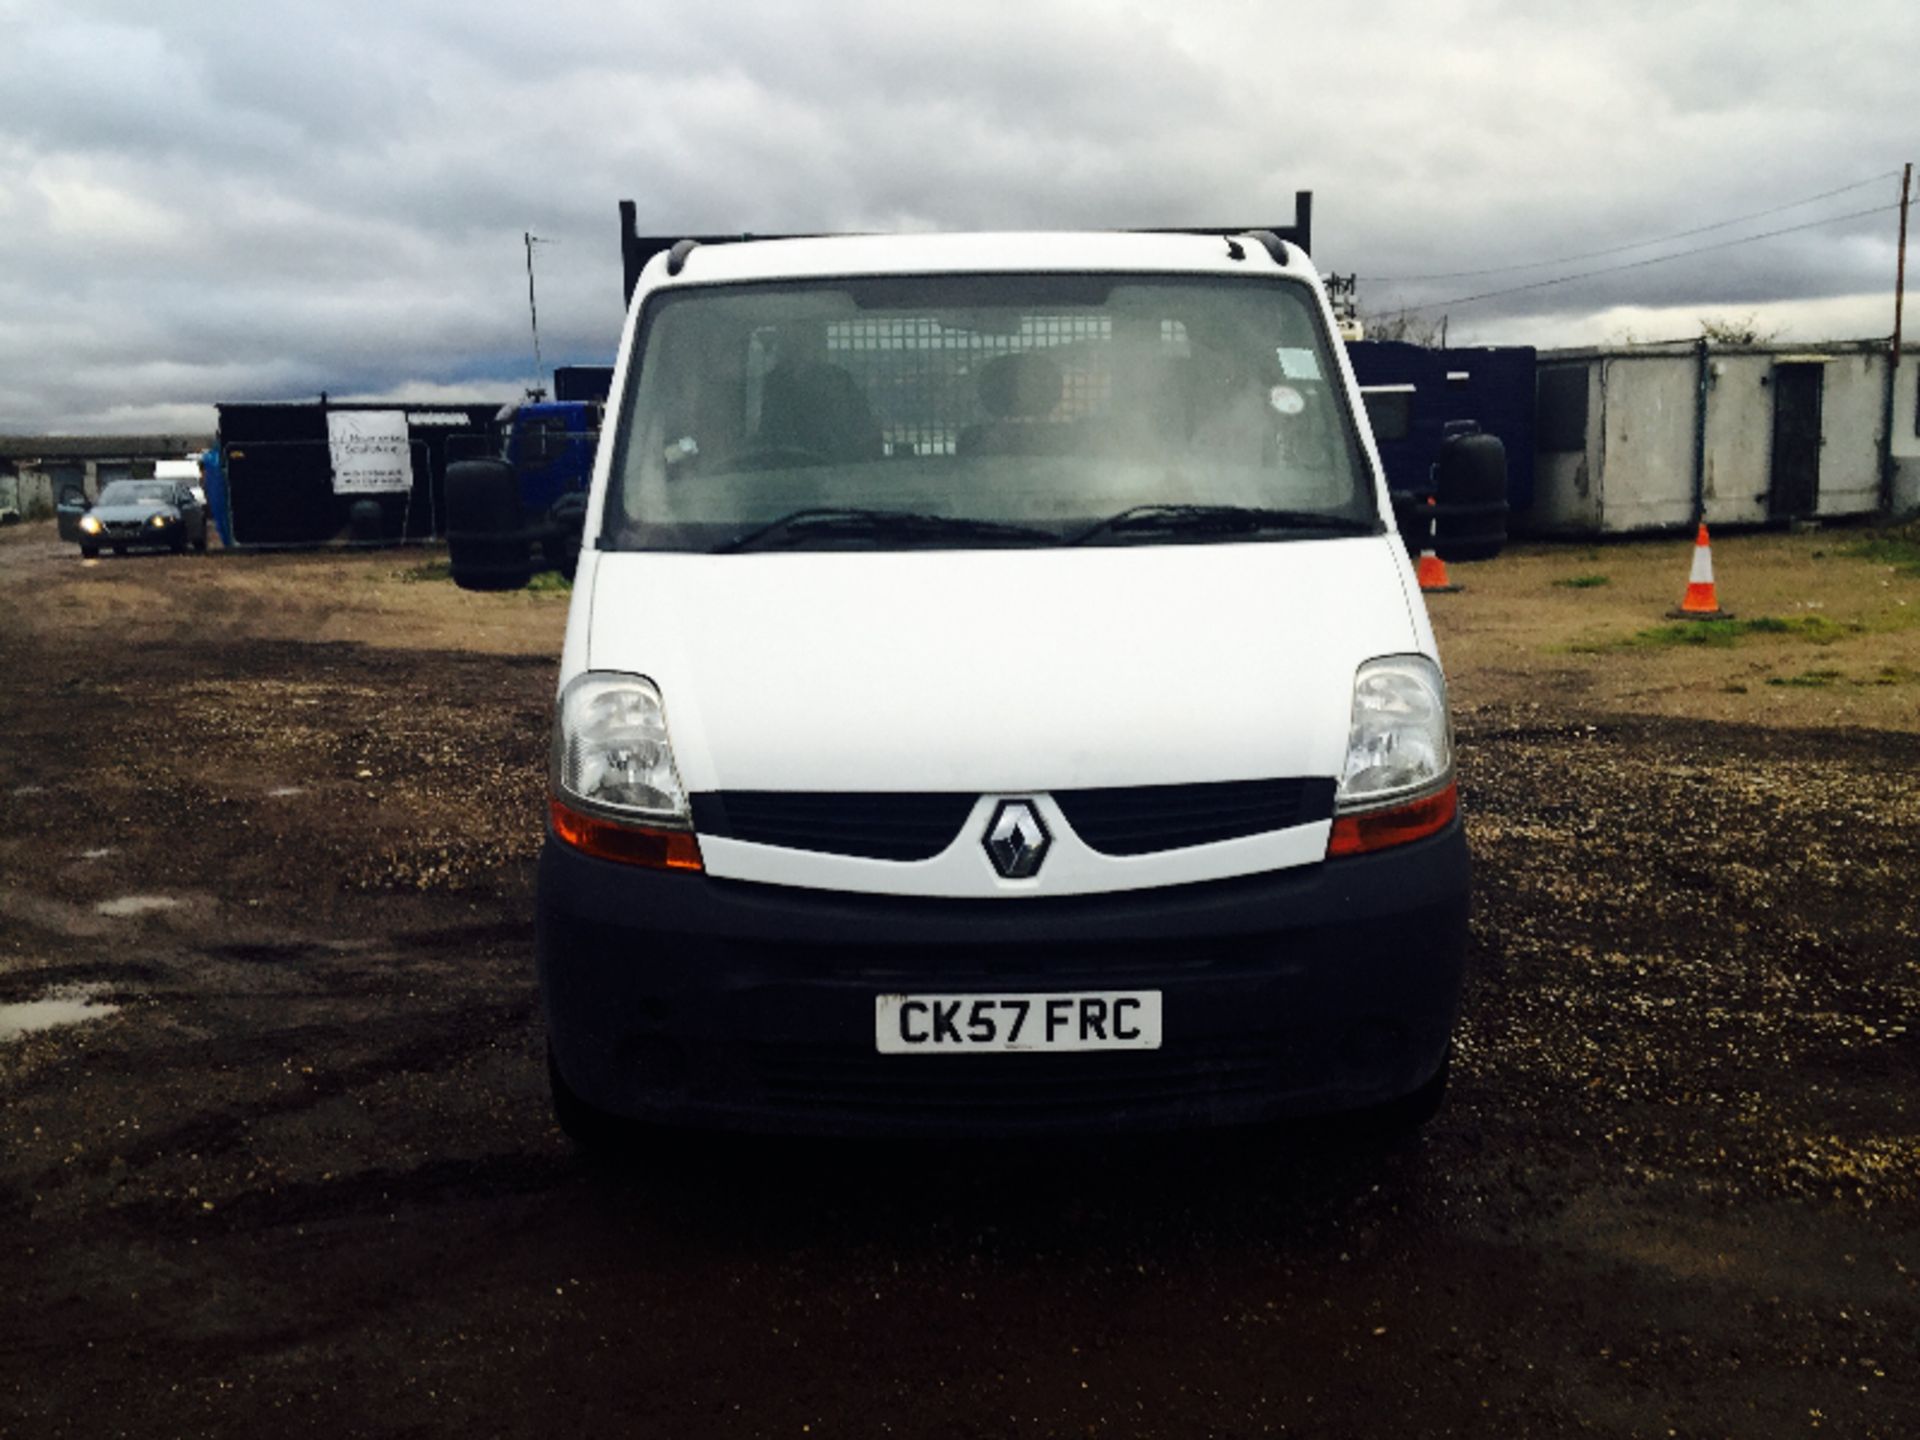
[638,230,1314,290]
[619,194,1317,300]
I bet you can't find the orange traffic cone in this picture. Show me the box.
[1416,497,1460,593]
[1670,523,1729,619]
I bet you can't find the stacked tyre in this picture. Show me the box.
[446,459,533,591]
[543,492,588,582]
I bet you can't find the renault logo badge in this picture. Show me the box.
[984,799,1051,879]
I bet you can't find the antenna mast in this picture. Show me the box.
[525,231,551,400]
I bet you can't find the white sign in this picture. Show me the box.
[327,410,412,495]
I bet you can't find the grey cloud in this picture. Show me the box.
[2,0,1915,431]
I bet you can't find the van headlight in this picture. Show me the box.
[1336,655,1452,810]
[551,673,689,825]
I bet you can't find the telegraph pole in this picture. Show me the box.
[525,231,551,400]
[1894,163,1911,368]
[1881,165,1911,514]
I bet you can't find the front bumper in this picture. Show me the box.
[537,820,1470,1136]
[83,522,176,548]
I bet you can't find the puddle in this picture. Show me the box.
[9,785,45,797]
[80,848,113,861]
[266,786,305,798]
[94,895,182,918]
[0,983,120,1043]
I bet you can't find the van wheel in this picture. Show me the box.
[548,1044,625,1152]
[194,527,209,552]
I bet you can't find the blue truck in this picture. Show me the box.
[449,371,611,585]
[503,396,601,579]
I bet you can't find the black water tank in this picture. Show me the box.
[446,459,531,590]
[347,499,384,543]
[1432,431,1508,562]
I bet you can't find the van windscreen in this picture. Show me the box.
[604,274,1376,552]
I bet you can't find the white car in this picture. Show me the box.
[506,223,1484,1140]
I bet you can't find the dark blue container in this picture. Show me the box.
[1346,341,1536,514]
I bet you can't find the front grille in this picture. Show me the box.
[691,777,1333,862]
[725,932,1288,982]
[1053,778,1336,855]
[691,791,976,861]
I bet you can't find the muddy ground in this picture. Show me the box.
[1,523,1916,1438]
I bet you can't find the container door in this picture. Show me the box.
[1768,362,1823,519]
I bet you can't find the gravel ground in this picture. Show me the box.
[1,524,1916,1438]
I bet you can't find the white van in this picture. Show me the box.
[496,221,1489,1140]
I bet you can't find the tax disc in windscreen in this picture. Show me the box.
[1269,385,1307,416]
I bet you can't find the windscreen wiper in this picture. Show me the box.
[713,507,1059,554]
[1065,503,1376,547]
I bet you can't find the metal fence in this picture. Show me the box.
[222,438,434,547]
[214,402,503,548]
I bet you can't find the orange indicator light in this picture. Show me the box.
[1327,781,1458,858]
[549,797,704,871]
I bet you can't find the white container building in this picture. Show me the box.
[1530,341,1919,533]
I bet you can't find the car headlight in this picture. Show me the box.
[79,515,102,534]
[551,672,689,825]
[1336,655,1452,810]
[549,673,701,871]
[149,513,172,527]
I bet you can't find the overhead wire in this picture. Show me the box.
[1359,169,1902,283]
[1384,200,1902,315]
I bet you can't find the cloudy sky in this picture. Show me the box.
[2,0,1914,434]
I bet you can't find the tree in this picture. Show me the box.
[1697,312,1779,347]
[1359,309,1447,347]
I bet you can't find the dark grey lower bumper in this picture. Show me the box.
[537,822,1471,1137]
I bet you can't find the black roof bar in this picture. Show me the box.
[1133,193,1313,267]
[619,193,1313,304]
[619,204,828,301]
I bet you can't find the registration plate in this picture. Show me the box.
[875,991,1162,1055]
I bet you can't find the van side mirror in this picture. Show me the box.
[1430,428,1508,562]
[446,458,532,591]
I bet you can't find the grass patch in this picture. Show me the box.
[1840,523,1920,577]
[1552,574,1611,589]
[1570,613,1858,654]
[1764,666,1920,689]
[1639,614,1853,648]
[397,559,453,583]
[526,570,573,594]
